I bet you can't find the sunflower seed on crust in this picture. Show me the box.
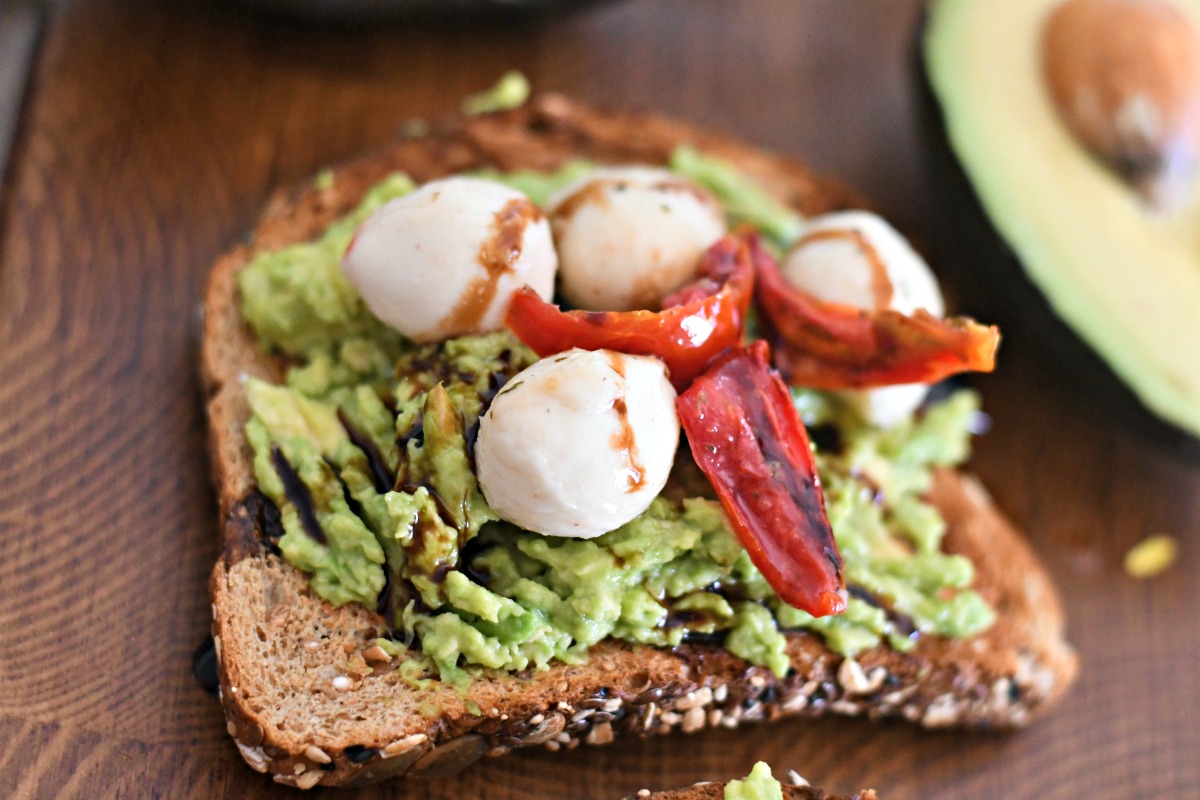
[236,742,269,773]
[295,770,323,790]
[681,706,706,733]
[838,658,886,695]
[304,745,331,764]
[382,733,427,758]
[585,724,614,748]
[362,645,393,665]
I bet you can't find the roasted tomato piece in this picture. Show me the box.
[677,341,845,618]
[504,235,754,388]
[751,237,1000,389]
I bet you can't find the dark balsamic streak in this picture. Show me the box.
[378,568,426,647]
[375,567,394,616]
[473,362,515,461]
[326,456,368,524]
[398,414,425,449]
[401,482,459,532]
[806,423,843,454]
[337,407,395,493]
[680,630,728,646]
[270,446,326,545]
[245,490,285,553]
[484,369,511,402]
[464,418,481,471]
[459,537,494,586]
[663,608,712,629]
[847,585,879,606]
[847,584,918,639]
[380,389,397,416]
[394,414,424,491]
[703,580,747,603]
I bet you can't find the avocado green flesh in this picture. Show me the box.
[237,172,416,358]
[670,146,805,249]
[724,762,785,800]
[471,160,596,208]
[237,162,995,680]
[925,0,1200,436]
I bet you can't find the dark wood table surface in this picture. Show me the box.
[1,1,1197,797]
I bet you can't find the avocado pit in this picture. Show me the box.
[1041,0,1200,210]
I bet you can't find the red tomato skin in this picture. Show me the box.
[505,236,754,388]
[677,341,846,618]
[749,237,999,389]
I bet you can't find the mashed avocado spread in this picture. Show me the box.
[724,762,784,800]
[237,157,995,681]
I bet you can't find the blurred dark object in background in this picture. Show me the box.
[0,2,43,206]
[232,0,615,22]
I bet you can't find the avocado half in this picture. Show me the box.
[923,0,1200,438]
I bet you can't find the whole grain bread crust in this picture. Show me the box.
[201,94,1078,789]
[631,782,879,800]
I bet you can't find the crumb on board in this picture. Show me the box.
[786,769,809,787]
[1124,535,1179,579]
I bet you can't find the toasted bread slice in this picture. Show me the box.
[632,783,877,800]
[201,94,1078,789]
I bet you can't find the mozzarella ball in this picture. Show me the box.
[548,167,727,311]
[838,384,932,430]
[475,348,680,538]
[342,177,557,343]
[783,210,944,316]
[782,211,945,427]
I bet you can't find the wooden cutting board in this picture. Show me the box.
[0,1,1196,797]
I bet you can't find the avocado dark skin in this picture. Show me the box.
[911,13,1200,457]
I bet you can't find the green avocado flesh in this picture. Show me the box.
[925,0,1200,437]
[237,159,994,680]
[724,762,784,800]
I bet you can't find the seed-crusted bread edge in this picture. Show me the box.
[626,781,879,800]
[200,94,1079,790]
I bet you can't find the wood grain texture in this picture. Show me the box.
[0,0,1195,797]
